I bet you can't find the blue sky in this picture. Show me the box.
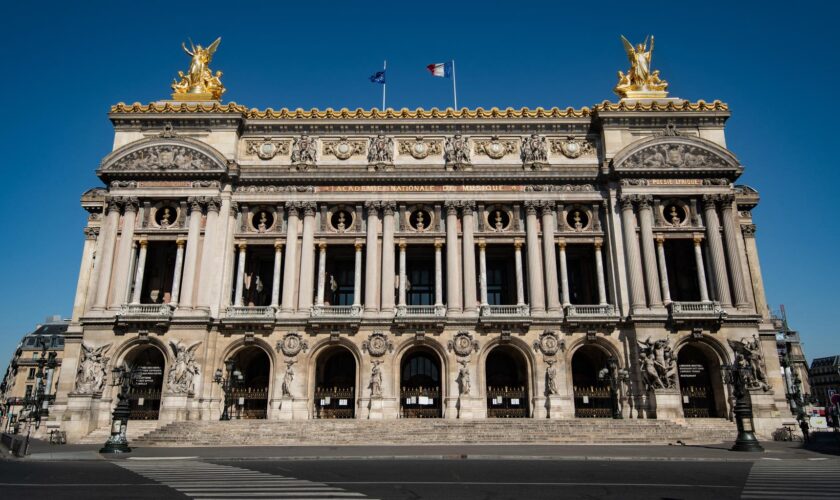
[1,1,837,364]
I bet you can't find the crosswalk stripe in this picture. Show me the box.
[117,460,377,499]
[741,460,840,499]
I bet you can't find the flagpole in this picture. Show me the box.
[451,59,458,110]
[382,60,387,110]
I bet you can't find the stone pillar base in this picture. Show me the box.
[159,393,190,423]
[546,395,575,419]
[750,390,786,438]
[368,398,384,420]
[275,397,293,420]
[60,393,98,442]
[457,397,481,419]
[651,389,685,422]
[445,397,458,419]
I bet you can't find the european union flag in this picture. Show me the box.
[369,70,386,84]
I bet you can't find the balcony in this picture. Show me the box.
[668,301,725,326]
[221,305,276,330]
[116,303,173,330]
[565,304,619,328]
[308,304,361,333]
[394,304,446,331]
[479,304,531,331]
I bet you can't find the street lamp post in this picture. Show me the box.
[214,359,242,421]
[100,364,134,454]
[725,361,764,452]
[598,356,626,420]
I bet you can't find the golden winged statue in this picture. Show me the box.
[171,37,225,101]
[614,35,669,99]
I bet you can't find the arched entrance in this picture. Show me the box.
[485,346,529,418]
[677,344,725,418]
[400,347,442,418]
[314,347,356,418]
[228,346,270,419]
[124,345,165,420]
[572,345,612,418]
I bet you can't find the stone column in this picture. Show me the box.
[741,224,770,317]
[702,195,732,307]
[398,240,407,307]
[92,199,121,310]
[234,242,247,307]
[71,228,98,321]
[178,197,204,309]
[594,238,608,306]
[693,234,711,302]
[364,202,380,312]
[524,201,545,314]
[170,239,186,306]
[637,196,663,308]
[270,241,283,308]
[557,239,570,307]
[434,239,444,308]
[130,239,148,304]
[541,202,561,313]
[315,241,327,307]
[461,202,478,314]
[297,202,317,311]
[380,201,397,313]
[196,197,221,312]
[655,235,671,305]
[353,240,364,308]
[478,240,488,307]
[720,195,750,308]
[444,201,462,312]
[514,239,525,306]
[109,198,139,308]
[620,196,647,311]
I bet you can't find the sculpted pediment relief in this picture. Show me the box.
[100,138,228,173]
[612,137,740,173]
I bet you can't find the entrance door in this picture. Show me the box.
[229,347,270,419]
[126,346,164,420]
[678,345,718,418]
[314,348,356,418]
[572,345,612,418]
[400,348,442,417]
[485,346,529,418]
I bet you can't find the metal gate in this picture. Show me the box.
[487,386,528,418]
[400,387,441,418]
[573,385,612,418]
[314,387,355,419]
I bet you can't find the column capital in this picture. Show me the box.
[619,195,635,211]
[354,239,365,250]
[434,239,444,249]
[318,240,327,250]
[105,196,121,214]
[459,200,476,215]
[274,240,285,250]
[539,200,556,216]
[692,233,704,245]
[523,200,539,215]
[187,196,206,214]
[655,234,665,245]
[176,238,187,247]
[122,197,140,213]
[206,196,222,213]
[637,194,653,210]
[594,237,603,249]
[381,201,397,215]
[741,223,757,237]
[398,239,407,249]
[236,241,247,250]
[83,227,99,240]
[364,200,381,215]
[301,201,318,217]
[138,238,149,248]
[556,238,566,249]
[702,194,720,210]
[718,193,736,207]
[477,239,486,249]
[285,201,301,216]
[444,200,459,215]
[513,238,524,249]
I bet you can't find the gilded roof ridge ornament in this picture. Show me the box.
[171,37,225,102]
[614,35,669,100]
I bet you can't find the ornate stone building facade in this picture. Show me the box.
[47,41,792,442]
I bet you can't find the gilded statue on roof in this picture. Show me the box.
[614,35,669,99]
[171,37,225,101]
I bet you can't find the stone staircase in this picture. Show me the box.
[132,418,737,447]
[77,421,163,444]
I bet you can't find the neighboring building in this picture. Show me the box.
[810,356,840,408]
[0,316,68,431]
[772,307,811,413]
[48,37,794,442]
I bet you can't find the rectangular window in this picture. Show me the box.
[27,368,35,380]
[25,385,33,399]
[486,245,517,305]
[664,239,701,301]
[139,241,179,304]
[566,244,599,305]
[406,246,435,306]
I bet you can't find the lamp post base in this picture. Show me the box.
[731,432,764,452]
[99,442,132,454]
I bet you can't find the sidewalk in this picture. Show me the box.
[9,432,840,463]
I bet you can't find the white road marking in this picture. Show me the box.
[741,460,840,499]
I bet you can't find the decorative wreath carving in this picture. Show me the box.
[277,332,309,357]
[448,331,479,357]
[362,332,393,357]
[533,330,564,356]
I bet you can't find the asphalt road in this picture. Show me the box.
[0,458,759,500]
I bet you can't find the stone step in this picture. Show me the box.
[132,419,736,447]
[77,421,164,444]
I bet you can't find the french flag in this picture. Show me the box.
[426,61,453,78]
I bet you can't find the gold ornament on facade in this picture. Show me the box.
[171,37,225,101]
[614,35,669,99]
